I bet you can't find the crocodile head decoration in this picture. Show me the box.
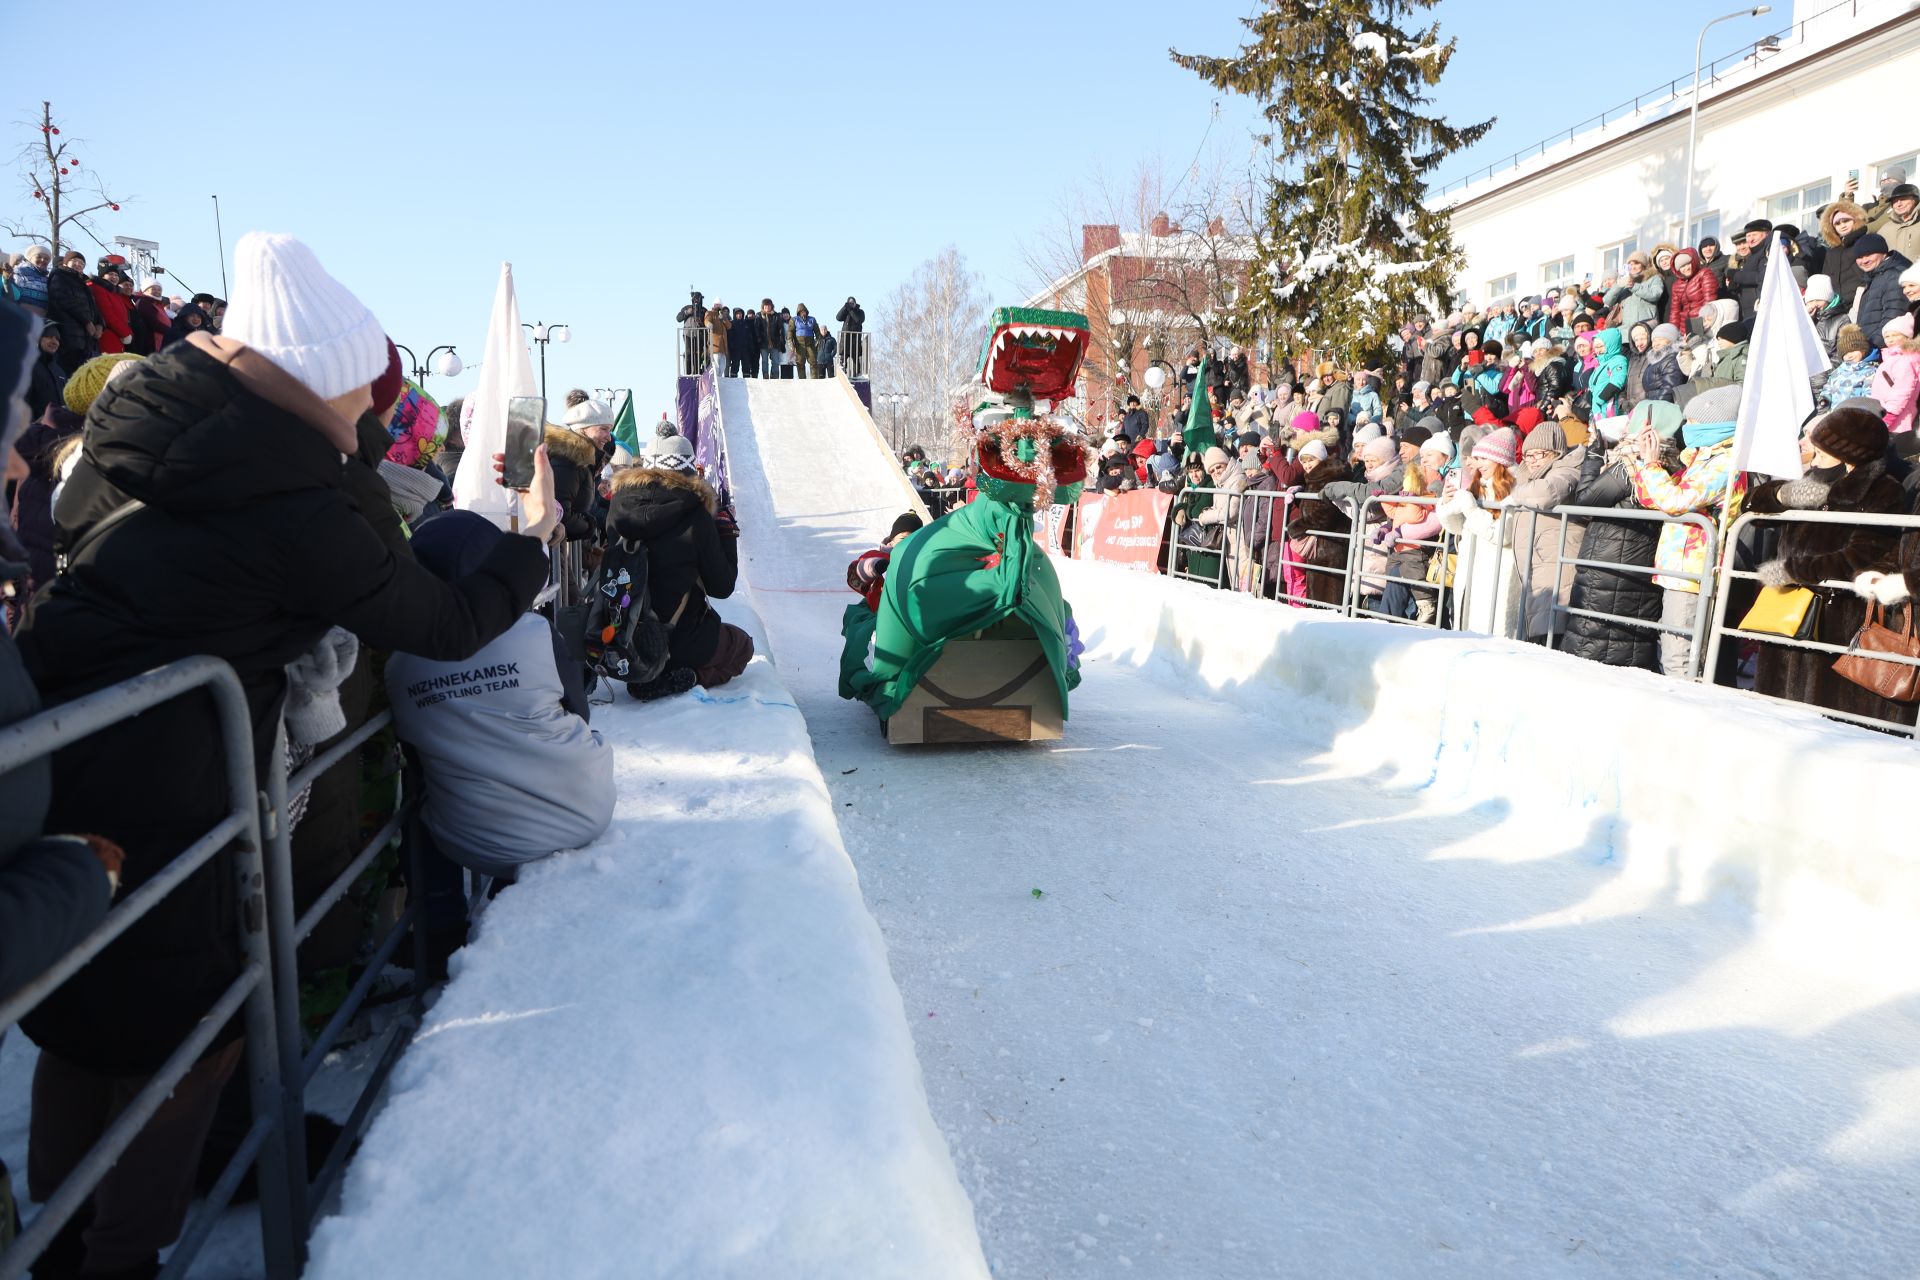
[977,307,1091,403]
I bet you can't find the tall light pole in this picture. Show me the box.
[522,321,571,401]
[1682,6,1771,249]
[878,390,909,454]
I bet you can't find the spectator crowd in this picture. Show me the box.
[1,232,753,1277]
[675,290,864,380]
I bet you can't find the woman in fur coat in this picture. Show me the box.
[1749,407,1914,726]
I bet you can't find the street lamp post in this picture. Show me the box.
[877,390,909,453]
[394,343,463,388]
[522,321,571,400]
[1682,6,1771,248]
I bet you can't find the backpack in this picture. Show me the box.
[579,536,671,685]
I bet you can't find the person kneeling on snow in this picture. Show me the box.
[604,433,754,699]
[848,512,925,613]
[387,512,616,880]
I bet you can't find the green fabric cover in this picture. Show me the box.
[839,490,1080,722]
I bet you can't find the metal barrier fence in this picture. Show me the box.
[0,657,298,1280]
[918,485,966,518]
[0,655,438,1278]
[1538,505,1719,677]
[1702,509,1920,739]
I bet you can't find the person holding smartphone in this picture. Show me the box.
[11,232,558,1277]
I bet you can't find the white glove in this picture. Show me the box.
[1862,571,1913,607]
[1853,571,1886,600]
[284,626,360,746]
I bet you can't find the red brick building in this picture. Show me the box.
[1023,216,1261,428]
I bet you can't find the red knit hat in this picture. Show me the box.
[369,338,405,417]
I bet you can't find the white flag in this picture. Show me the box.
[451,262,539,524]
[1730,233,1830,481]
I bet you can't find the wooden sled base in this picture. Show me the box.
[887,618,1064,745]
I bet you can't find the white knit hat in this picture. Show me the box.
[222,232,387,400]
[564,398,613,429]
[1418,433,1455,460]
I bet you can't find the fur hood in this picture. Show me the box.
[542,425,599,468]
[1529,346,1563,374]
[607,465,717,513]
[1821,200,1870,248]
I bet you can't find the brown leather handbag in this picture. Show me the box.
[1832,602,1920,703]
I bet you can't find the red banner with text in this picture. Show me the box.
[1074,490,1171,571]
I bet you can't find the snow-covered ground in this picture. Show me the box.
[306,603,987,1279]
[721,379,1920,1277]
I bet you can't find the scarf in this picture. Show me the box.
[1681,420,1736,449]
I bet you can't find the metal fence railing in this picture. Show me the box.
[0,652,442,1278]
[1538,505,1719,676]
[0,657,299,1280]
[1701,509,1920,738]
[674,326,872,380]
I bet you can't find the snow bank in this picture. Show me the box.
[1062,559,1920,961]
[305,605,988,1280]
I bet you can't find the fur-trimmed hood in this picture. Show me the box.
[542,424,599,469]
[607,465,717,513]
[1821,200,1870,248]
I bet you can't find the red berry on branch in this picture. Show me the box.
[110,204,120,211]
[50,127,59,135]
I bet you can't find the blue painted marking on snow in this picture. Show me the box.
[689,686,799,712]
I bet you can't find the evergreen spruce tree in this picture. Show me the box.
[1172,2,1491,362]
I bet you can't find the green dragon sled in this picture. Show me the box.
[839,307,1092,744]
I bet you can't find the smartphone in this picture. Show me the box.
[502,395,544,489]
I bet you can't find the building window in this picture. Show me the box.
[1764,179,1831,225]
[1599,237,1639,281]
[1686,212,1722,248]
[1486,272,1516,301]
[1540,256,1576,287]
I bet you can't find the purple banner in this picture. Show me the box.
[675,375,700,447]
[693,368,724,499]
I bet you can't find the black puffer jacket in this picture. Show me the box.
[15,339,548,1074]
[1640,349,1686,404]
[544,426,602,543]
[605,468,739,668]
[45,265,100,349]
[1559,446,1663,671]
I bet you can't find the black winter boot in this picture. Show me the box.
[626,669,698,702]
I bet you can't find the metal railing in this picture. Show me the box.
[675,325,868,379]
[1348,493,1449,629]
[0,654,440,1278]
[1701,508,1920,738]
[0,657,298,1280]
[917,485,967,518]
[1539,505,1719,676]
[1433,0,1868,198]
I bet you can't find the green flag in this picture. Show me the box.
[1184,358,1218,455]
[611,389,640,458]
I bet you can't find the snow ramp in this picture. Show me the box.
[718,376,928,593]
[306,383,989,1276]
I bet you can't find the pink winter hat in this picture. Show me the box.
[1471,427,1522,467]
[1884,313,1916,341]
[1290,410,1320,433]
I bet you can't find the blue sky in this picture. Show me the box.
[11,0,1777,412]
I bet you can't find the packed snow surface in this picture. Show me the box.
[304,601,987,1279]
[721,379,1920,1277]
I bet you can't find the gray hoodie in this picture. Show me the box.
[388,614,614,876]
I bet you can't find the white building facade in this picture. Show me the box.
[1442,0,1920,305]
